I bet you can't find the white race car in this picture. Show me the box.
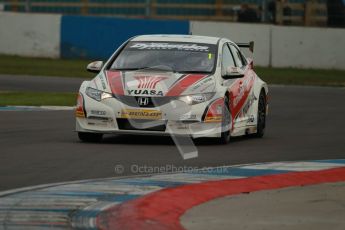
[76,35,268,144]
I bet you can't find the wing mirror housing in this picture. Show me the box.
[222,66,245,79]
[87,61,104,73]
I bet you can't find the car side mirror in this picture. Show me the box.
[222,66,245,79]
[87,61,103,73]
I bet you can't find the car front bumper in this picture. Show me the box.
[75,94,222,138]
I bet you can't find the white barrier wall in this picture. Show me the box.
[191,21,345,70]
[0,12,61,58]
[0,13,344,69]
[191,21,271,67]
[271,26,345,69]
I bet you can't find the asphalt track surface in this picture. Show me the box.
[1,74,345,191]
[0,74,85,92]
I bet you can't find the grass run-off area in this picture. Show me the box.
[0,92,77,106]
[0,55,344,106]
[1,55,345,87]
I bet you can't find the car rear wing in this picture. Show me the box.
[236,41,254,53]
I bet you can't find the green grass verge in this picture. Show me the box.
[0,55,93,78]
[0,55,345,87]
[0,92,77,106]
[256,67,345,87]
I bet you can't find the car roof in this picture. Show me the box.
[131,35,222,45]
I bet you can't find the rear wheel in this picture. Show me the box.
[255,90,266,138]
[219,96,231,144]
[78,132,103,143]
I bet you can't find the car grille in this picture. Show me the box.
[114,95,173,108]
[116,118,166,132]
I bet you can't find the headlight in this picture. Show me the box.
[178,92,215,105]
[85,87,112,101]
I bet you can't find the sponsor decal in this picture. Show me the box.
[87,121,108,127]
[190,77,212,91]
[127,74,167,96]
[199,84,214,93]
[229,72,256,120]
[180,114,197,120]
[233,83,245,107]
[99,74,107,90]
[90,110,106,116]
[204,116,222,122]
[247,115,255,123]
[121,109,162,120]
[127,89,164,96]
[242,92,256,117]
[135,76,167,89]
[129,43,210,52]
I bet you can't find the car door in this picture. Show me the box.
[227,43,255,127]
[220,43,237,127]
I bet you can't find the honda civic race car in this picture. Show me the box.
[76,35,268,144]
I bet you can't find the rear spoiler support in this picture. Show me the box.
[236,41,254,53]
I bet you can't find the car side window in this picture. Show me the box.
[221,44,236,75]
[230,45,246,68]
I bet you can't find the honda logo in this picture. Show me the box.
[137,97,150,106]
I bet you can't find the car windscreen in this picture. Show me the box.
[110,41,217,73]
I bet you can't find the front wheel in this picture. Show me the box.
[255,90,266,138]
[219,97,231,144]
[78,132,103,143]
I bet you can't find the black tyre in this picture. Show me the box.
[255,90,266,138]
[219,96,231,144]
[78,132,103,143]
